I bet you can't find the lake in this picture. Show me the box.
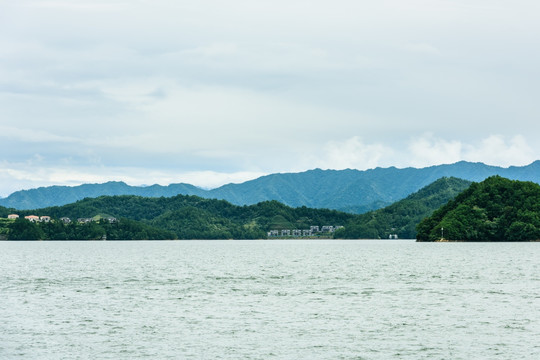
[1,240,539,359]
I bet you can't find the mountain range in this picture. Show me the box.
[0,176,469,240]
[1,161,539,212]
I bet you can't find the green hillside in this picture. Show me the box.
[416,176,540,241]
[334,177,472,239]
[3,195,354,240]
[10,176,538,241]
[3,217,175,241]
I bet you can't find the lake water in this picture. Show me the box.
[1,240,539,359]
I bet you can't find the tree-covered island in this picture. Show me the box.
[417,176,540,241]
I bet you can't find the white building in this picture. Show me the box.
[321,226,335,233]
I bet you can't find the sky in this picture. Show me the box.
[1,0,539,197]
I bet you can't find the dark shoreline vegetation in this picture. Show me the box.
[1,176,539,241]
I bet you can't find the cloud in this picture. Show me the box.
[313,134,537,172]
[0,160,266,197]
[408,135,463,167]
[463,135,535,167]
[408,134,536,168]
[313,137,395,170]
[0,0,539,196]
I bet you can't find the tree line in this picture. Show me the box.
[1,195,354,240]
[3,218,175,240]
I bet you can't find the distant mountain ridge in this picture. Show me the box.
[1,161,539,211]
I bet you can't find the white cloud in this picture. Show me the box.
[408,134,536,168]
[313,137,395,170]
[310,134,537,173]
[0,161,266,197]
[463,135,535,167]
[408,135,463,167]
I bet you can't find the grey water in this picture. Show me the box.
[0,240,539,359]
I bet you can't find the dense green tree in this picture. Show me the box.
[15,194,353,240]
[417,176,540,241]
[2,177,486,241]
[7,218,44,240]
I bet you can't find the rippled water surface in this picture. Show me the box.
[1,240,539,359]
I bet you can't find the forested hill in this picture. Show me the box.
[334,177,472,239]
[1,161,539,211]
[9,194,355,240]
[416,176,540,242]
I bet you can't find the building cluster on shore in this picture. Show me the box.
[267,225,343,238]
[6,214,117,224]
[8,214,51,223]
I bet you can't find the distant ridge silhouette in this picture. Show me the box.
[1,161,539,212]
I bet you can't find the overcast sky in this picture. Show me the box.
[1,0,539,196]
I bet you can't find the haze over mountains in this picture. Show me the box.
[1,161,539,212]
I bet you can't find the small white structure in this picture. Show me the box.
[40,216,51,223]
[7,214,19,219]
[321,225,335,233]
[25,215,40,222]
